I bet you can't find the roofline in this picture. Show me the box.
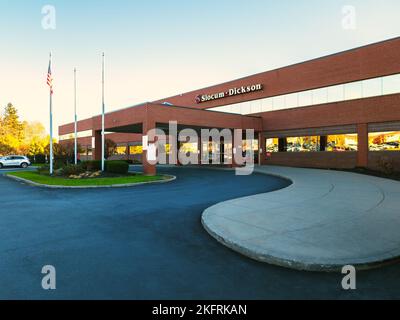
[156,36,400,101]
[60,102,261,129]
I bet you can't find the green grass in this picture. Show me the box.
[7,171,166,186]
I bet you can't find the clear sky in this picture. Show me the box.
[0,0,399,136]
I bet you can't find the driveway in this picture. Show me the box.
[0,166,399,299]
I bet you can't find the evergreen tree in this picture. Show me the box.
[2,103,25,142]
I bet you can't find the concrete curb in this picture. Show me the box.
[201,211,399,272]
[5,173,176,189]
[201,166,400,272]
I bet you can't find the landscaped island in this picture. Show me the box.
[6,160,171,187]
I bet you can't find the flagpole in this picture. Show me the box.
[101,52,105,172]
[74,68,78,165]
[49,53,54,175]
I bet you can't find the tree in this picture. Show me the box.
[23,121,46,142]
[28,136,47,156]
[0,103,25,155]
[23,122,48,157]
[0,103,49,157]
[2,103,24,142]
[44,140,83,164]
[105,139,117,159]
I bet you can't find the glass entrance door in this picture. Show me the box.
[201,141,232,165]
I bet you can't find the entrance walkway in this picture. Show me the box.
[202,166,400,271]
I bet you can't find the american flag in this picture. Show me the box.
[47,59,53,95]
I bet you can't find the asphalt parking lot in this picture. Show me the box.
[1,166,400,299]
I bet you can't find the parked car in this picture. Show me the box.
[0,155,31,169]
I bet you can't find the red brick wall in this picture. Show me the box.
[368,152,400,172]
[257,94,400,131]
[264,152,358,169]
[154,37,400,110]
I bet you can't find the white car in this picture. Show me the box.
[0,155,31,169]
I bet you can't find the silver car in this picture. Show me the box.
[0,155,31,169]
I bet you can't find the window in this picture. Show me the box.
[243,139,258,152]
[129,146,143,155]
[298,90,313,107]
[272,95,285,110]
[79,147,87,156]
[261,97,273,112]
[327,84,345,103]
[383,74,400,95]
[207,73,400,115]
[266,138,279,152]
[313,88,328,105]
[240,102,251,115]
[326,134,358,151]
[59,130,93,141]
[285,93,298,109]
[344,82,363,100]
[286,136,319,152]
[265,134,358,153]
[250,99,262,114]
[363,78,382,98]
[180,143,198,153]
[369,131,400,151]
[115,146,127,155]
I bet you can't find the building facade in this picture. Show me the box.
[59,37,400,175]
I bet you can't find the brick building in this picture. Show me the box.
[59,37,400,175]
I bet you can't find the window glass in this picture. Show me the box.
[285,93,298,109]
[266,138,279,152]
[261,97,273,112]
[327,84,344,103]
[249,99,262,114]
[286,136,319,152]
[363,78,382,98]
[369,131,400,151]
[180,143,198,153]
[344,82,363,100]
[243,139,259,152]
[326,134,358,151]
[298,90,313,107]
[59,130,92,141]
[206,73,400,115]
[240,102,251,115]
[211,106,226,113]
[115,146,127,155]
[383,74,400,95]
[313,88,328,105]
[79,146,87,156]
[226,103,241,114]
[272,95,285,110]
[129,146,143,155]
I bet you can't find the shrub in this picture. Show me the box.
[60,164,85,176]
[82,160,102,172]
[54,159,66,170]
[106,161,129,174]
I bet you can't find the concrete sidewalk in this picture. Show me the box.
[202,166,400,271]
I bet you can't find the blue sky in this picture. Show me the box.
[0,0,399,135]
